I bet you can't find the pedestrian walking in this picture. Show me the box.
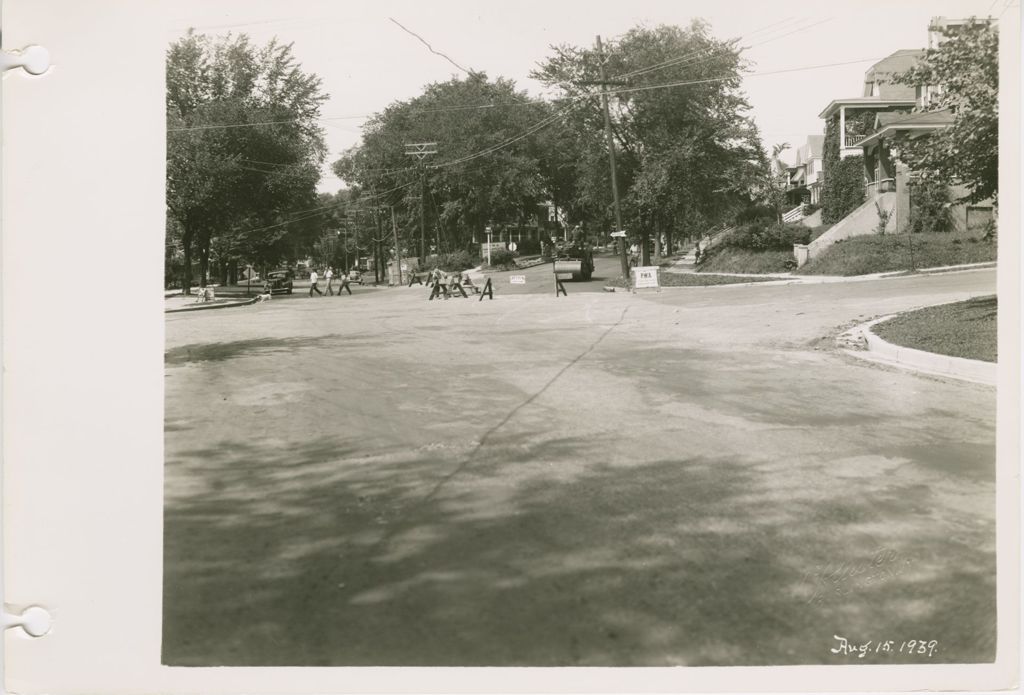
[338,271,353,295]
[325,267,335,296]
[309,269,323,297]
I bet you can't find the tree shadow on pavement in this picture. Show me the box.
[163,433,995,666]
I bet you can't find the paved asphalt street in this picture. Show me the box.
[163,268,997,666]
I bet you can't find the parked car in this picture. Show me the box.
[346,269,363,284]
[262,270,294,295]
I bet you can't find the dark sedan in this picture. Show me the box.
[262,270,294,295]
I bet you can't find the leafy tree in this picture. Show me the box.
[532,21,766,261]
[893,18,998,204]
[333,75,559,259]
[166,31,328,291]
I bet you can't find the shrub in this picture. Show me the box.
[426,250,477,272]
[735,204,777,225]
[720,221,809,252]
[875,200,894,235]
[909,178,954,233]
[488,249,516,269]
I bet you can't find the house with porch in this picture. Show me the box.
[794,20,994,267]
[818,49,924,161]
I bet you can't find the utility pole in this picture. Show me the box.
[594,35,630,283]
[405,142,438,265]
[389,205,403,286]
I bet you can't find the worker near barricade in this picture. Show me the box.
[338,271,353,295]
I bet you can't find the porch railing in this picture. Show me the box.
[865,178,896,197]
[844,134,864,148]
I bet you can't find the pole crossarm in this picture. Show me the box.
[404,142,438,160]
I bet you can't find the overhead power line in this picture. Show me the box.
[388,17,476,75]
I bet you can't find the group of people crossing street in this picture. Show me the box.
[308,267,353,297]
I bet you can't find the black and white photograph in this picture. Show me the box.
[156,0,1013,670]
[3,0,1019,691]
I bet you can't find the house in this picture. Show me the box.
[784,135,825,205]
[817,49,923,160]
[794,18,995,267]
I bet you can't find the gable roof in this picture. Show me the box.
[806,135,825,158]
[863,49,924,100]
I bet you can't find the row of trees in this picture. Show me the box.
[166,31,329,291]
[335,21,771,266]
[166,18,999,288]
[166,20,778,291]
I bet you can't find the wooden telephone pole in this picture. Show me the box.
[594,36,630,283]
[405,142,438,265]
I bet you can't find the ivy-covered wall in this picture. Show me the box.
[822,114,866,224]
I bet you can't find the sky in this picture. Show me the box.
[162,0,1009,193]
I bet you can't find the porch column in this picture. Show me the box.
[839,107,846,152]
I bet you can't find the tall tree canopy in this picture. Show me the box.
[894,18,998,205]
[332,74,562,258]
[166,31,329,290]
[532,21,767,258]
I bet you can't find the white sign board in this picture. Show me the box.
[610,230,627,238]
[508,242,518,252]
[510,275,526,285]
[632,266,660,289]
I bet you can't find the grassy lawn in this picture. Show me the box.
[873,296,997,362]
[799,227,996,276]
[610,272,777,288]
[698,249,794,274]
[660,272,777,286]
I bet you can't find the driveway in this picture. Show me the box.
[163,269,998,666]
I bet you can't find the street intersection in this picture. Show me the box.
[163,268,998,666]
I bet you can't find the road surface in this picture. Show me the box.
[163,268,998,666]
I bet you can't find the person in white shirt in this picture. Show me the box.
[325,267,335,296]
[309,269,323,296]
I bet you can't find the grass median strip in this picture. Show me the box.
[872,296,997,362]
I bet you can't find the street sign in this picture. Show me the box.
[508,242,518,252]
[632,266,660,289]
[510,275,526,285]
[610,230,627,238]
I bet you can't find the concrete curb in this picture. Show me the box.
[166,297,258,314]
[841,315,996,386]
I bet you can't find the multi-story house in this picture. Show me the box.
[784,135,825,205]
[817,49,923,161]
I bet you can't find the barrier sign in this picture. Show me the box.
[632,266,660,289]
[510,275,526,285]
[610,230,627,238]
